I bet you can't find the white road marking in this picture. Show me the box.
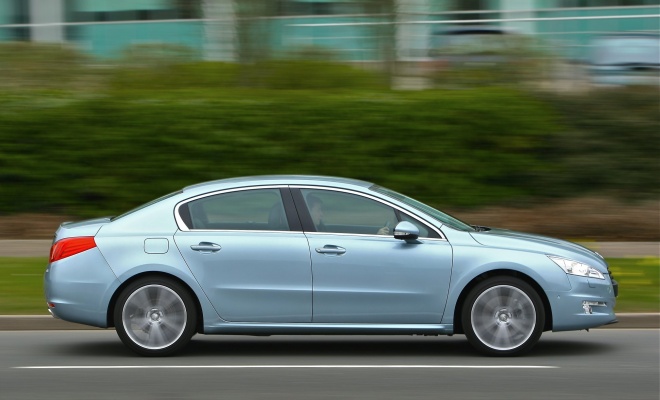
[15,365,558,369]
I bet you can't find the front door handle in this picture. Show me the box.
[315,245,346,255]
[191,242,222,253]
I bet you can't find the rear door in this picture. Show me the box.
[174,187,312,323]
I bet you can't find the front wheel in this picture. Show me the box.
[462,276,545,356]
[114,277,197,356]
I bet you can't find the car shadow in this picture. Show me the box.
[183,336,478,358]
[530,338,616,357]
[43,333,617,359]
[46,340,135,358]
[180,334,617,359]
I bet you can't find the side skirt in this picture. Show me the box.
[203,323,455,336]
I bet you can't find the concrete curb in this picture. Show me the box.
[0,314,657,331]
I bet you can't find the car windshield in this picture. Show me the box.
[111,190,182,221]
[370,185,475,232]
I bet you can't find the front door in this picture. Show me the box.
[296,188,453,324]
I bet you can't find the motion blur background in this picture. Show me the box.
[0,0,658,241]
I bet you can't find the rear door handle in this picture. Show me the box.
[315,245,346,255]
[191,242,222,253]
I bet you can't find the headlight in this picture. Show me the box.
[548,256,605,280]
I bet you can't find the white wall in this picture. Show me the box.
[500,0,536,34]
[202,0,237,61]
[29,0,65,42]
[396,0,433,60]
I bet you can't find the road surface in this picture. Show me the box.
[1,329,658,400]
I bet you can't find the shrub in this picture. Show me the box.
[0,42,89,90]
[0,87,557,216]
[540,86,660,198]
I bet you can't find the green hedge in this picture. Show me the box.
[0,45,657,218]
[109,60,389,91]
[0,87,561,216]
[539,86,660,199]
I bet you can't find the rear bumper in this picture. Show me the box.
[44,247,119,328]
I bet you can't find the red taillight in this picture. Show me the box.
[49,237,97,263]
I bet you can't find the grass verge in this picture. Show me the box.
[0,257,657,315]
[607,258,660,313]
[0,258,48,315]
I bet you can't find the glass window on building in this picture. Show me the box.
[558,0,659,6]
[277,1,365,16]
[67,0,201,23]
[450,0,499,20]
[1,0,30,41]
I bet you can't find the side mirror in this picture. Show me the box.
[393,221,419,241]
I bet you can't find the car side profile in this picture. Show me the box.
[44,176,618,356]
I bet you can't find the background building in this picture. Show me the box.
[0,0,658,61]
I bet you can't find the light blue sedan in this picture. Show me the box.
[44,176,618,356]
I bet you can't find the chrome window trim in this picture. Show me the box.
[175,184,447,240]
[303,231,447,242]
[292,185,446,240]
[177,229,305,235]
[174,185,298,233]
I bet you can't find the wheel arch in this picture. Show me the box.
[452,269,553,334]
[107,272,204,334]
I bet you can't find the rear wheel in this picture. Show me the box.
[462,276,544,356]
[114,277,197,356]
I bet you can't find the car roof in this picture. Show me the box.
[182,175,373,193]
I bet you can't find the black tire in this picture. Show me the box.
[462,276,545,356]
[114,276,197,356]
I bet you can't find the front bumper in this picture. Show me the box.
[548,274,617,332]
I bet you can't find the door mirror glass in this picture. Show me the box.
[394,221,419,241]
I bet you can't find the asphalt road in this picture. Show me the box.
[1,330,658,400]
